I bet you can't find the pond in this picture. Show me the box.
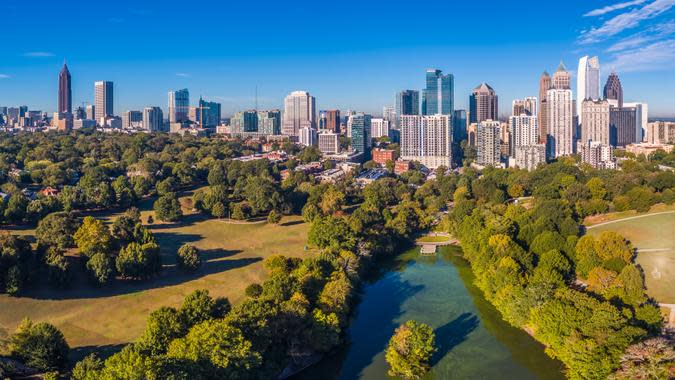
[294,245,565,379]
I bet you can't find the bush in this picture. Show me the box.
[245,284,263,298]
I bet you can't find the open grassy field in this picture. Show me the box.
[586,210,675,304]
[0,191,311,359]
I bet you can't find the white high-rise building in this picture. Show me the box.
[282,91,316,136]
[370,118,390,139]
[508,114,538,157]
[299,126,318,147]
[318,131,339,154]
[577,140,616,169]
[577,56,600,117]
[515,144,546,171]
[168,89,189,123]
[581,99,610,145]
[476,120,501,166]
[94,81,113,120]
[511,97,538,116]
[143,107,163,132]
[400,114,452,169]
[547,88,574,158]
[624,102,648,142]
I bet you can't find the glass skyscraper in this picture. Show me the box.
[424,69,454,115]
[396,90,419,116]
[350,113,372,161]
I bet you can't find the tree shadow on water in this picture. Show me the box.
[432,312,479,365]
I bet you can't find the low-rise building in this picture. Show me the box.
[577,139,616,169]
[625,142,674,157]
[394,159,412,175]
[372,148,397,165]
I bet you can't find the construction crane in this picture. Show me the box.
[195,96,210,129]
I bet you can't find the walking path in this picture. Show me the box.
[585,211,675,229]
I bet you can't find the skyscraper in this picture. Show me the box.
[349,113,372,161]
[604,72,623,108]
[198,98,221,128]
[452,110,467,142]
[512,97,537,116]
[319,110,340,133]
[122,110,142,129]
[610,107,638,147]
[383,106,397,130]
[86,105,95,120]
[230,110,258,133]
[400,114,452,169]
[624,102,648,142]
[547,88,574,157]
[508,114,538,157]
[58,63,72,114]
[257,110,282,135]
[168,89,189,123]
[538,72,551,144]
[396,90,420,116]
[476,120,501,166]
[581,99,610,145]
[577,56,600,117]
[94,81,113,120]
[469,83,498,123]
[282,91,316,136]
[370,118,390,139]
[143,107,164,132]
[423,69,453,115]
[552,61,571,90]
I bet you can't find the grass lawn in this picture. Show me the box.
[583,203,675,227]
[586,210,675,304]
[416,235,451,243]
[0,190,312,359]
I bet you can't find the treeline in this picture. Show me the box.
[445,157,673,379]
[0,131,256,225]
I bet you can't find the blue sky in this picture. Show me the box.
[1,0,674,117]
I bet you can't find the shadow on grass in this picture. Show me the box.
[69,343,127,363]
[280,220,304,227]
[432,312,479,365]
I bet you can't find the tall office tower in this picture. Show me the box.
[230,110,258,133]
[538,72,551,143]
[469,83,498,123]
[318,131,339,154]
[508,114,538,157]
[396,90,420,116]
[610,107,637,147]
[512,97,537,116]
[515,144,547,171]
[94,81,113,120]
[624,102,648,141]
[349,113,372,160]
[318,110,340,133]
[547,88,574,158]
[282,91,316,136]
[423,69,454,115]
[581,99,610,145]
[18,106,27,117]
[476,120,501,166]
[383,106,397,129]
[122,110,142,129]
[399,115,452,169]
[299,126,318,147]
[58,63,72,114]
[370,118,390,138]
[257,110,282,135]
[198,98,221,127]
[168,89,189,123]
[552,61,571,90]
[86,105,95,120]
[577,56,600,117]
[604,72,623,108]
[452,110,467,142]
[421,90,427,116]
[143,107,164,132]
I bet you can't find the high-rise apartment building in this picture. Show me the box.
[423,69,453,115]
[282,91,315,136]
[512,97,537,116]
[122,110,142,129]
[396,90,420,116]
[299,126,318,147]
[646,121,675,144]
[94,81,113,120]
[399,114,452,169]
[546,88,574,157]
[58,63,72,114]
[515,144,546,171]
[508,114,538,157]
[581,99,610,145]
[143,107,164,132]
[469,83,498,123]
[577,140,616,169]
[318,131,339,154]
[610,107,638,147]
[349,113,372,161]
[476,120,501,167]
[538,72,551,144]
[230,110,258,133]
[257,110,282,135]
[552,61,571,90]
[319,110,340,133]
[624,102,648,142]
[604,72,623,108]
[168,89,189,123]
[577,56,600,117]
[370,118,390,139]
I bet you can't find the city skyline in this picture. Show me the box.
[1,0,674,117]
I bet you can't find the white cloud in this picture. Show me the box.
[0,74,10,79]
[22,51,54,57]
[605,20,675,51]
[584,0,649,17]
[580,0,675,44]
[175,73,191,78]
[604,39,675,72]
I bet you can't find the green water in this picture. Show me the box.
[295,246,565,380]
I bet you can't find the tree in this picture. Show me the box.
[154,192,182,222]
[74,216,113,257]
[3,193,28,223]
[319,187,345,215]
[71,354,103,380]
[111,208,141,244]
[177,244,201,272]
[308,309,341,352]
[45,250,72,288]
[385,320,436,380]
[9,319,69,371]
[115,242,161,279]
[180,289,217,327]
[35,212,79,250]
[245,284,263,298]
[86,252,115,285]
[211,202,226,218]
[137,306,186,356]
[308,216,356,251]
[267,209,281,224]
[609,336,674,380]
